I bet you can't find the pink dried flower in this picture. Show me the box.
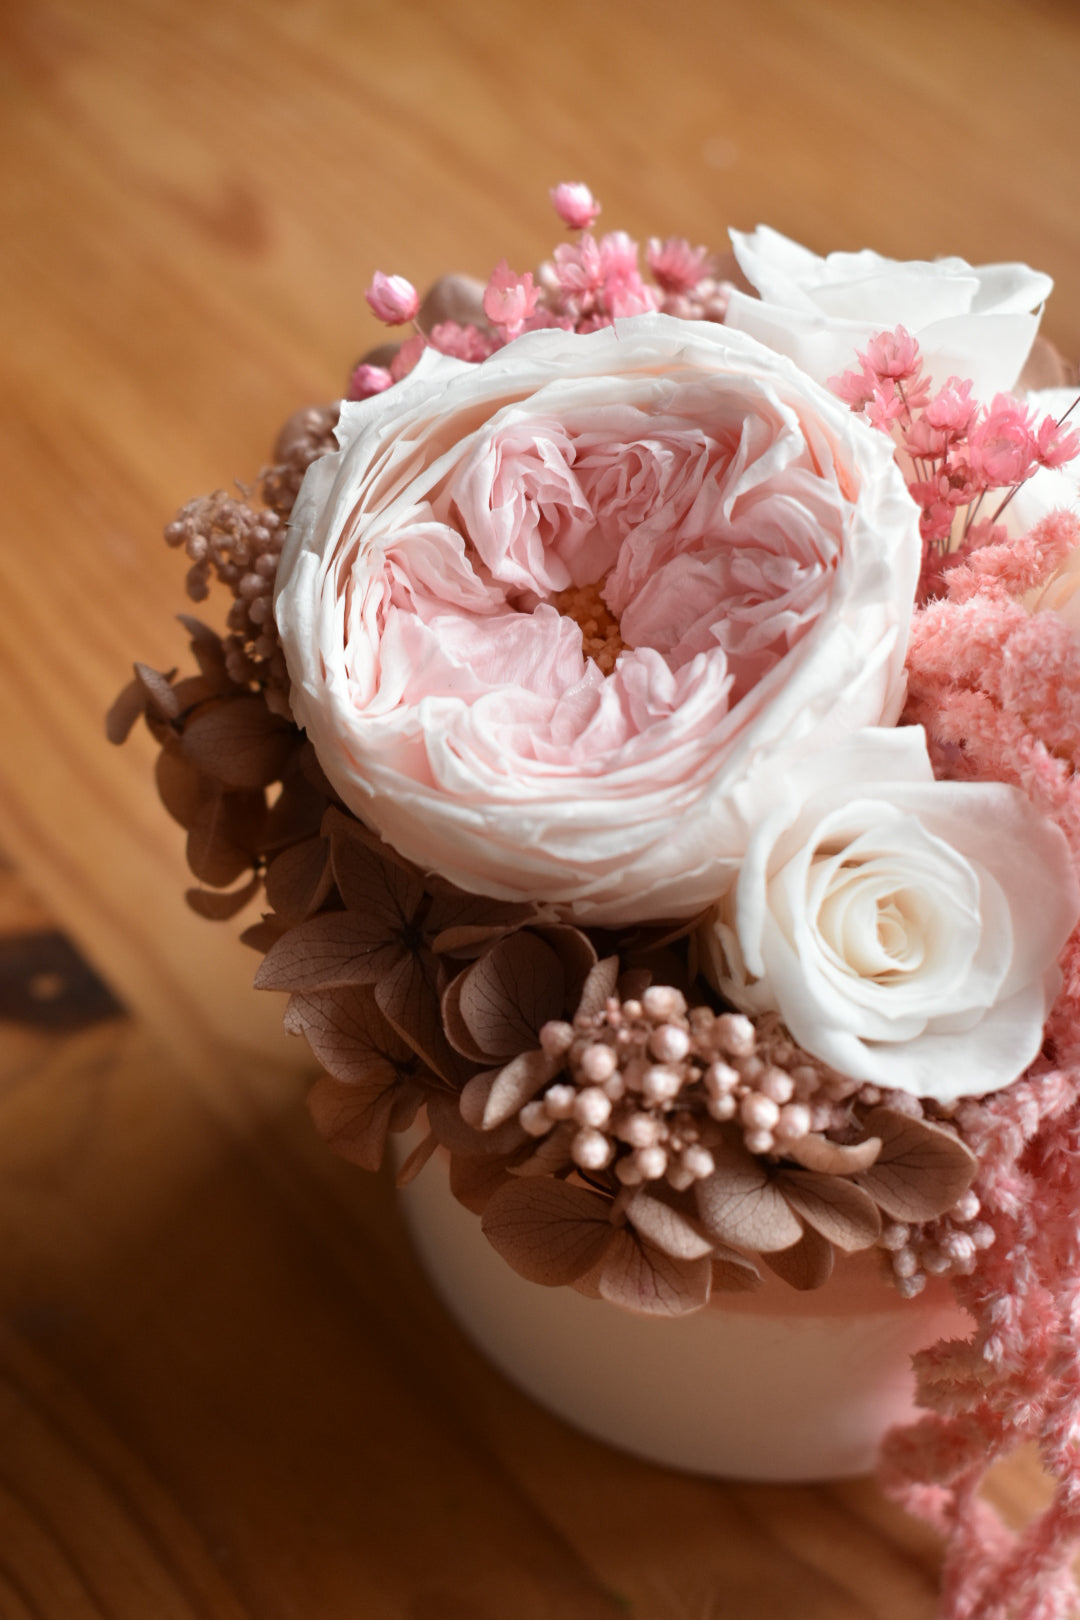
[968,396,1038,487]
[864,324,921,381]
[924,377,978,437]
[365,271,420,326]
[550,180,601,231]
[646,235,711,295]
[547,233,604,310]
[865,383,906,431]
[1035,410,1080,470]
[598,230,658,318]
[830,361,877,410]
[482,259,540,339]
[347,362,394,401]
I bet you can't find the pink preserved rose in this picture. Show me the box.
[274,314,921,924]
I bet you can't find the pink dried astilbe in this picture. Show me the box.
[886,508,1080,1616]
[881,1068,1080,1619]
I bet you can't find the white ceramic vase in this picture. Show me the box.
[398,1150,970,1482]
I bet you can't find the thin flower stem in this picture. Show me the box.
[989,477,1030,526]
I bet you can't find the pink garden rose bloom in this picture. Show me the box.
[274,314,920,924]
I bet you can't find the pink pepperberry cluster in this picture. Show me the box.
[520,989,885,1190]
[879,1189,996,1299]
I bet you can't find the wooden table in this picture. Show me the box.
[1,0,1077,1612]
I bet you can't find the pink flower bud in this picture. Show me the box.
[550,181,601,231]
[482,260,540,339]
[365,271,420,326]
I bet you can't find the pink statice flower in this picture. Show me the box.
[544,232,604,315]
[483,260,540,340]
[365,271,420,326]
[1035,410,1080,469]
[863,325,921,381]
[646,236,711,295]
[550,180,601,231]
[597,230,658,318]
[541,230,659,325]
[968,396,1039,487]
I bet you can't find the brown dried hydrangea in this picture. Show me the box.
[110,394,986,1318]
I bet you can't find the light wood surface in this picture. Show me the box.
[1,0,1078,1613]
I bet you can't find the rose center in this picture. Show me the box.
[551,577,627,675]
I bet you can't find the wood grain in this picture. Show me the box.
[0,0,1077,1612]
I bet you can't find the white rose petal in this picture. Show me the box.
[704,728,1079,1101]
[725,224,1052,397]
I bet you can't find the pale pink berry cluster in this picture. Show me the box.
[520,989,880,1190]
[879,1189,996,1299]
[163,405,338,700]
[165,492,286,685]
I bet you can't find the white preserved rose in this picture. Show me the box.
[725,225,1052,398]
[703,728,1079,1101]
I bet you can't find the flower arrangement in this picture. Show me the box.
[111,181,1080,1616]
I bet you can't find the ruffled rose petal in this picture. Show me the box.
[276,315,920,924]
